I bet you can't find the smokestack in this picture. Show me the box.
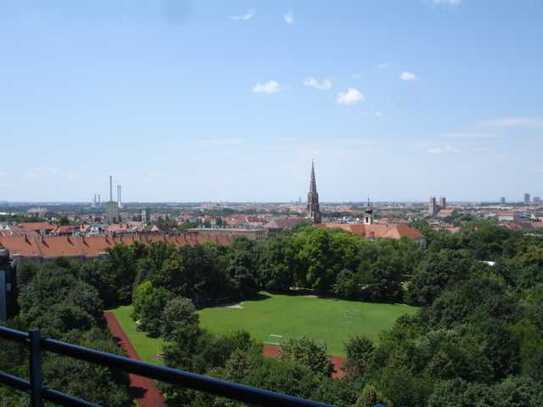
[117,185,122,209]
[109,176,113,202]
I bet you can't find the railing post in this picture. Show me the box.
[29,329,44,407]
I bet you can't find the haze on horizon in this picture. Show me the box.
[0,0,542,203]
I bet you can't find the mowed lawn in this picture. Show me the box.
[112,293,417,361]
[200,293,417,356]
[112,305,166,365]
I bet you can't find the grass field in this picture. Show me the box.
[112,305,166,365]
[112,293,417,361]
[199,293,417,356]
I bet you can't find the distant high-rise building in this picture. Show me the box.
[106,176,120,224]
[306,161,321,224]
[439,197,447,209]
[141,208,150,224]
[524,193,531,204]
[429,196,438,216]
[500,197,506,204]
[117,184,122,209]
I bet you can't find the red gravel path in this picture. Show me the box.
[104,311,166,407]
[262,344,346,379]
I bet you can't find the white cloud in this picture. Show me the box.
[303,77,333,90]
[337,88,364,106]
[478,117,543,129]
[283,11,294,24]
[427,145,460,154]
[400,71,417,81]
[229,9,255,21]
[252,80,281,94]
[433,0,462,6]
[442,132,497,139]
[25,167,60,178]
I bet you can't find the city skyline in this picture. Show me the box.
[0,1,542,202]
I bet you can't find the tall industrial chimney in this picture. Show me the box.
[117,185,122,209]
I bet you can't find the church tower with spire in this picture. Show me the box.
[307,161,322,224]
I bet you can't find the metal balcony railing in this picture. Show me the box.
[0,326,332,407]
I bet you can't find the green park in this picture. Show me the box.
[113,292,417,362]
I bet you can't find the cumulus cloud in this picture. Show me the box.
[25,167,60,178]
[400,71,417,81]
[252,80,281,94]
[229,9,255,21]
[433,0,462,5]
[478,117,543,129]
[283,11,294,24]
[337,88,365,105]
[427,145,460,154]
[303,77,333,90]
[442,132,497,139]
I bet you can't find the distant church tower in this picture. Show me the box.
[363,197,374,225]
[307,161,322,224]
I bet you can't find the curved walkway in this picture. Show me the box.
[104,311,166,407]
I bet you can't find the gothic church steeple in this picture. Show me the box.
[307,161,322,224]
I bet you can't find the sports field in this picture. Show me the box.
[112,293,417,361]
[112,305,166,365]
[199,293,417,356]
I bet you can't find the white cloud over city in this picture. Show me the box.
[283,11,294,24]
[400,71,417,81]
[479,117,543,129]
[252,80,281,94]
[427,145,461,154]
[432,0,462,6]
[229,9,255,21]
[337,88,364,105]
[303,77,333,90]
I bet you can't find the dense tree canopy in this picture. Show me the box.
[2,221,543,406]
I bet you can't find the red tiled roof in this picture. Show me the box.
[16,222,56,233]
[319,223,423,240]
[0,232,235,259]
[52,225,80,235]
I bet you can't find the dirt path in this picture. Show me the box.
[104,311,166,407]
[262,344,346,379]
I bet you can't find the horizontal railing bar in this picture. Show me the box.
[44,338,330,407]
[0,370,99,407]
[0,370,28,392]
[43,388,100,407]
[0,326,332,407]
[0,325,30,342]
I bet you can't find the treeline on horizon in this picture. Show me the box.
[1,221,543,406]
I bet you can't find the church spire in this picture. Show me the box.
[364,195,374,224]
[309,160,317,194]
[307,160,322,224]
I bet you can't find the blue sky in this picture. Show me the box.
[0,0,542,202]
